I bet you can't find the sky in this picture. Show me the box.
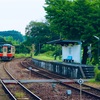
[0,0,46,35]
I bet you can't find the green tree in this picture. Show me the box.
[4,36,20,45]
[44,0,100,64]
[25,21,52,55]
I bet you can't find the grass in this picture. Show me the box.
[88,78,100,84]
[33,54,62,62]
[15,53,62,62]
[33,54,54,61]
[15,53,31,58]
[15,52,62,62]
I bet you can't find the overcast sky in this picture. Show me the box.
[0,0,46,35]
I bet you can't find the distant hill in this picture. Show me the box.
[0,30,24,42]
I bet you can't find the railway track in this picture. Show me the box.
[1,58,99,100]
[0,79,17,100]
[0,62,11,100]
[0,60,42,100]
[20,59,100,100]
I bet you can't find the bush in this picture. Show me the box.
[42,51,54,57]
[94,64,100,81]
[94,64,99,73]
[95,71,100,81]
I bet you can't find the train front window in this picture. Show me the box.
[4,48,7,52]
[8,47,11,53]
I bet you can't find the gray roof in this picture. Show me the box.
[47,39,82,45]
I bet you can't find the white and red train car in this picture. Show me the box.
[0,44,15,60]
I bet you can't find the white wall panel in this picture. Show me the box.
[62,44,81,63]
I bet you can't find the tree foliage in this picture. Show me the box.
[44,0,100,64]
[25,21,60,55]
[0,36,6,43]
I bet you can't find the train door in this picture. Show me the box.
[3,46,7,56]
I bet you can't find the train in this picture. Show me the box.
[0,44,15,61]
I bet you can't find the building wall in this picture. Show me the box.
[62,44,81,63]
